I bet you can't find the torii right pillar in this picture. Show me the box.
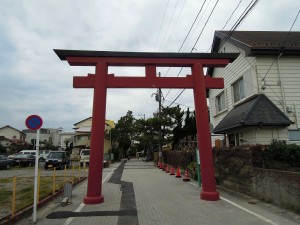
[193,63,219,201]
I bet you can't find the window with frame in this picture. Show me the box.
[232,78,245,103]
[288,130,300,141]
[216,92,225,112]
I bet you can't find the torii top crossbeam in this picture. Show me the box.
[54,50,238,89]
[54,49,238,204]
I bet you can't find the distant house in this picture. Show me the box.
[73,117,115,155]
[23,128,63,148]
[60,132,75,150]
[0,125,26,141]
[0,125,29,153]
[208,31,300,147]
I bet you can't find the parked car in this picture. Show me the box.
[8,152,22,160]
[44,151,70,170]
[0,155,14,169]
[8,149,50,161]
[79,149,90,166]
[13,154,35,167]
[38,150,51,161]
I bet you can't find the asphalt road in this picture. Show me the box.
[0,161,83,178]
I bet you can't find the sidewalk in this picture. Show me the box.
[18,158,300,225]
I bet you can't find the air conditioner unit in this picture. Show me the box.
[286,106,293,113]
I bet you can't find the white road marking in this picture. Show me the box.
[63,169,116,225]
[220,196,279,225]
[188,182,279,225]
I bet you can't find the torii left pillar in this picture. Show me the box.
[83,62,107,204]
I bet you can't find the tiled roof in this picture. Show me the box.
[212,31,300,56]
[213,94,292,134]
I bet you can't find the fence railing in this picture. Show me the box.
[0,163,88,223]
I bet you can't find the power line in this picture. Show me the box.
[164,99,195,109]
[154,0,170,50]
[260,9,300,84]
[184,0,215,53]
[168,0,259,107]
[191,0,220,51]
[168,89,185,107]
[168,0,220,107]
[218,0,259,49]
[221,0,244,31]
[159,0,180,51]
[162,0,187,51]
[164,0,215,99]
[177,0,207,52]
[162,0,208,78]
[205,0,244,53]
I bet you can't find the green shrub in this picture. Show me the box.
[188,161,197,171]
[263,142,300,166]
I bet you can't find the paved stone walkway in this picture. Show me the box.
[16,158,300,225]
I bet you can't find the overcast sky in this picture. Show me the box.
[0,0,299,132]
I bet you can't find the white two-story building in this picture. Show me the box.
[209,31,300,147]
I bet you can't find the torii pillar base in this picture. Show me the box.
[200,191,219,201]
[84,196,104,204]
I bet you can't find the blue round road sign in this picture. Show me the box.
[25,115,43,130]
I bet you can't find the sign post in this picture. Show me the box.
[25,115,43,224]
[196,148,202,187]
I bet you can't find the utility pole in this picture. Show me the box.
[158,72,162,163]
[138,113,146,159]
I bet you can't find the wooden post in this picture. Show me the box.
[11,176,16,219]
[84,162,86,178]
[72,164,75,182]
[78,163,81,179]
[64,165,67,184]
[53,167,56,195]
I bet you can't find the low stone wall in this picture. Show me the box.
[213,147,300,212]
[252,168,300,211]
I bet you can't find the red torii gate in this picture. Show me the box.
[54,50,238,204]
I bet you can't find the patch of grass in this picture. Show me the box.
[0,189,12,204]
[0,175,83,219]
[0,177,12,183]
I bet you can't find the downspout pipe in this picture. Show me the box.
[277,55,287,114]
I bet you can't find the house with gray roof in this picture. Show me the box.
[208,31,300,147]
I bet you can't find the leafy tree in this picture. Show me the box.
[189,110,197,138]
[65,140,73,153]
[181,108,197,140]
[9,140,32,153]
[113,110,135,158]
[172,106,184,149]
[160,106,181,145]
[43,141,59,150]
[112,106,188,158]
[183,107,191,137]
[0,143,7,154]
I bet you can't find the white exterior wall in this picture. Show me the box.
[256,56,300,143]
[75,118,92,128]
[209,42,300,146]
[209,42,257,131]
[74,135,90,147]
[230,127,288,145]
